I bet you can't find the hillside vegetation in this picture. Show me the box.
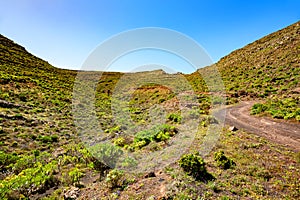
[186,21,300,120]
[0,21,299,199]
[217,21,300,120]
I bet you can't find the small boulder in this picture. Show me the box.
[144,171,156,178]
[53,147,66,158]
[63,187,80,200]
[229,126,238,132]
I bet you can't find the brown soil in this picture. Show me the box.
[215,101,300,151]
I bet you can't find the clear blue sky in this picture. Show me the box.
[0,0,299,73]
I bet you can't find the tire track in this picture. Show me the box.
[215,101,300,151]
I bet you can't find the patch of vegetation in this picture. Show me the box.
[127,124,177,151]
[167,113,182,123]
[0,161,58,199]
[251,97,300,121]
[113,137,126,147]
[178,152,213,181]
[89,143,123,168]
[36,134,59,143]
[251,103,268,115]
[0,151,18,168]
[214,150,236,169]
[68,167,84,185]
[105,169,124,189]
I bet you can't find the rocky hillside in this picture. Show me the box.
[0,34,53,70]
[188,21,300,121]
[216,21,300,99]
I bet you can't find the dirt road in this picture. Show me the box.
[215,101,300,151]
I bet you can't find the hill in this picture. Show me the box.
[216,21,300,121]
[187,21,299,120]
[0,21,300,199]
[218,21,299,98]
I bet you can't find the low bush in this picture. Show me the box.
[130,124,177,150]
[10,151,51,174]
[89,143,123,168]
[113,137,126,147]
[0,161,58,198]
[0,126,4,134]
[68,167,84,185]
[120,156,138,168]
[214,150,236,169]
[167,113,182,123]
[251,103,268,115]
[179,152,209,180]
[38,135,52,143]
[0,151,18,168]
[105,169,124,189]
[37,134,59,143]
[51,134,59,142]
[251,97,300,121]
[131,140,148,150]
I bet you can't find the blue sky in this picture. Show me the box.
[0,0,299,73]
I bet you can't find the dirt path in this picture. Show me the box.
[215,101,300,151]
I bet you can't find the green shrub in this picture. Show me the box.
[13,113,23,119]
[38,135,52,143]
[121,156,138,168]
[167,113,182,123]
[50,134,59,142]
[131,124,177,150]
[0,151,18,167]
[220,196,232,200]
[19,93,27,102]
[134,124,176,142]
[105,126,121,134]
[132,140,148,150]
[214,150,235,169]
[37,134,59,143]
[11,152,51,173]
[0,161,58,198]
[113,137,126,147]
[178,152,208,179]
[251,103,268,115]
[251,97,300,121]
[105,169,124,189]
[134,130,155,144]
[0,126,4,134]
[33,149,40,158]
[68,167,84,185]
[89,143,123,168]
[11,141,18,147]
[256,168,272,181]
[269,109,284,119]
[155,131,170,142]
[159,98,165,103]
[188,109,201,119]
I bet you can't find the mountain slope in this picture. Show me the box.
[186,21,299,120]
[217,21,299,99]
